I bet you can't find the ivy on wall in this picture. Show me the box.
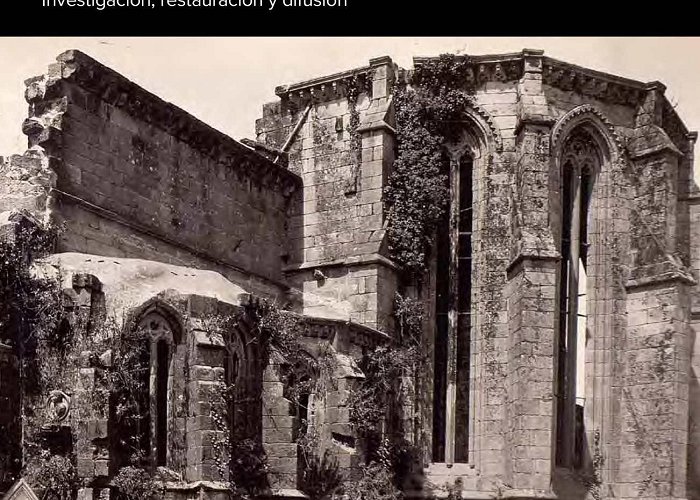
[346,294,424,497]
[345,74,363,196]
[0,216,63,490]
[206,299,344,500]
[384,54,476,279]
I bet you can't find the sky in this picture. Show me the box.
[1,37,699,166]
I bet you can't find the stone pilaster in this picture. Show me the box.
[504,58,559,495]
[608,83,695,500]
[261,358,298,492]
[504,256,558,498]
[187,331,227,483]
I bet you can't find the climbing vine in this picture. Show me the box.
[0,214,63,490]
[346,293,423,496]
[384,54,476,279]
[206,298,343,500]
[345,73,364,196]
[0,212,166,494]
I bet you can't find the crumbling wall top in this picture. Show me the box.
[29,49,301,194]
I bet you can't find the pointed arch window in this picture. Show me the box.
[433,151,473,465]
[136,311,180,468]
[224,323,263,461]
[555,127,598,468]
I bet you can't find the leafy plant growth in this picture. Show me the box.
[384,54,476,278]
[112,466,162,500]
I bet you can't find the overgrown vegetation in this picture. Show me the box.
[0,216,63,395]
[345,73,364,195]
[384,54,476,279]
[345,294,424,499]
[0,213,165,495]
[297,430,343,500]
[205,298,344,500]
[0,215,63,490]
[112,466,161,500]
[25,452,79,500]
[344,461,402,500]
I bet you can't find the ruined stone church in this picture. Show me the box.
[1,48,699,500]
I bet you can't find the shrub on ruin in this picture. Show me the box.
[343,462,402,500]
[25,452,79,500]
[112,466,161,500]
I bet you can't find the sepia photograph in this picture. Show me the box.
[1,37,699,500]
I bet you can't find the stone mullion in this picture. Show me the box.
[585,160,612,488]
[444,154,461,465]
[561,166,582,469]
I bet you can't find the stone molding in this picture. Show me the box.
[505,251,561,279]
[413,52,525,85]
[625,259,697,290]
[550,104,626,157]
[467,100,503,153]
[282,252,400,273]
[542,56,646,106]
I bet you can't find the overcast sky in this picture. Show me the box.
[1,37,699,168]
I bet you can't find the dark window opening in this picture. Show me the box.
[432,153,472,464]
[137,341,151,465]
[555,129,596,469]
[156,339,169,466]
[556,164,573,467]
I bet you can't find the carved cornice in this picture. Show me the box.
[299,315,390,349]
[542,57,646,107]
[412,53,525,85]
[237,294,390,349]
[275,66,374,109]
[29,50,301,197]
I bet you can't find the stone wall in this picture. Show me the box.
[256,56,400,332]
[2,47,698,500]
[21,50,301,299]
[687,182,700,498]
[259,50,699,500]
[0,152,54,220]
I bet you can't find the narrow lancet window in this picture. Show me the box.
[136,311,177,469]
[155,339,169,466]
[556,128,596,468]
[433,152,472,464]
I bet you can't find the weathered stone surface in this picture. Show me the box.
[1,48,698,500]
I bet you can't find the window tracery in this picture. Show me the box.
[556,127,599,469]
[136,310,178,468]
